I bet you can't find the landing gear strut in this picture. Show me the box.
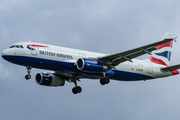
[71,78,82,94]
[100,77,110,85]
[25,66,32,80]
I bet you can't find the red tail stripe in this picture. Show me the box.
[148,56,168,66]
[156,41,173,50]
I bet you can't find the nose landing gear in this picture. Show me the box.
[25,66,32,80]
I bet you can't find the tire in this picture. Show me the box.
[76,86,82,93]
[72,86,82,94]
[100,77,110,85]
[104,77,110,84]
[25,75,31,80]
[100,78,106,85]
[72,87,77,94]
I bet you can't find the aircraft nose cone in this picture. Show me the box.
[2,50,5,58]
[1,49,9,60]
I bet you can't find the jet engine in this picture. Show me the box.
[76,58,108,72]
[36,72,65,86]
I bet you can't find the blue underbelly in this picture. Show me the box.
[3,55,154,81]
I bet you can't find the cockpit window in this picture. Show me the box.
[9,45,15,48]
[9,45,24,49]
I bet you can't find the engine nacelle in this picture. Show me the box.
[36,72,65,86]
[76,58,108,72]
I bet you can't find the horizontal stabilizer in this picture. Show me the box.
[161,64,180,71]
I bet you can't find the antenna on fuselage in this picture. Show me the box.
[29,40,31,46]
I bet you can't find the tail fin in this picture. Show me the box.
[148,33,174,66]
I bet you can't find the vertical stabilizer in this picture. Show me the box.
[148,33,174,66]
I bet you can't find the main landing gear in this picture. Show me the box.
[71,76,110,94]
[100,77,110,85]
[25,66,32,80]
[100,72,110,85]
[71,78,82,94]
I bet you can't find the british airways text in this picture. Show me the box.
[39,50,73,59]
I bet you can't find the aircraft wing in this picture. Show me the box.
[98,38,175,67]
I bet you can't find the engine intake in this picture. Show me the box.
[36,73,65,86]
[76,58,108,72]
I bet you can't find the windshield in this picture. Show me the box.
[9,45,24,49]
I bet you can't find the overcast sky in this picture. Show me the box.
[1,0,180,120]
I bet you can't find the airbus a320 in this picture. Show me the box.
[2,33,180,94]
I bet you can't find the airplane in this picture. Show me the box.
[2,33,180,94]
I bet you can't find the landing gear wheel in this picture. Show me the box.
[100,77,110,85]
[76,86,82,93]
[25,66,32,80]
[72,86,82,94]
[25,75,31,80]
[72,87,77,94]
[71,78,82,94]
[104,77,110,84]
[100,78,106,85]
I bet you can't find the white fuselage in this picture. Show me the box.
[1,42,174,81]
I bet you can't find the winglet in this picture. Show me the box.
[161,33,174,40]
[161,33,177,42]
